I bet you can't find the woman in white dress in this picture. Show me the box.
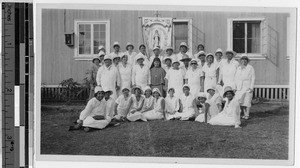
[173,84,197,120]
[127,86,147,122]
[206,86,223,117]
[141,86,155,114]
[132,54,151,89]
[124,42,137,65]
[194,92,210,123]
[185,59,204,96]
[208,86,246,128]
[234,56,255,120]
[118,54,132,95]
[164,88,181,120]
[143,88,165,120]
[202,53,219,93]
[69,86,111,132]
[113,87,132,121]
[165,57,185,98]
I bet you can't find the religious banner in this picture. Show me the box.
[142,17,173,54]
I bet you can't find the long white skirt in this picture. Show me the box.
[208,111,241,126]
[82,116,111,129]
[165,112,177,120]
[143,110,164,121]
[127,111,147,122]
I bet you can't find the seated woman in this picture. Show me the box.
[126,85,147,122]
[113,87,132,121]
[206,86,223,118]
[173,84,197,120]
[69,86,111,132]
[164,88,181,120]
[143,88,165,121]
[194,92,210,123]
[208,86,246,128]
[104,89,116,119]
[141,86,155,113]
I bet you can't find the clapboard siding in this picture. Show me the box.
[42,9,289,86]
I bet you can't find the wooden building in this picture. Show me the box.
[41,6,294,101]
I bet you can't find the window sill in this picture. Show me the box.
[235,53,267,60]
[74,56,94,61]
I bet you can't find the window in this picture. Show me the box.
[228,18,266,59]
[75,20,110,59]
[172,19,192,53]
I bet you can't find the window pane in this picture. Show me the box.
[94,24,100,31]
[247,22,261,53]
[247,38,260,53]
[78,24,91,55]
[84,24,91,31]
[233,22,245,38]
[79,24,84,32]
[100,32,106,39]
[174,22,188,52]
[100,24,105,31]
[233,39,245,53]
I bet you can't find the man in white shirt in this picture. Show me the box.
[96,55,121,100]
[218,49,239,89]
[132,54,151,89]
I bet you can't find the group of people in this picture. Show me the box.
[69,41,255,132]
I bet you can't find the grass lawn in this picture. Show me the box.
[41,102,289,159]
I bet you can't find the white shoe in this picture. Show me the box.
[235,125,241,128]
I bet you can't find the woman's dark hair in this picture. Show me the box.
[150,57,162,69]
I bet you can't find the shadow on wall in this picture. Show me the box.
[265,25,279,67]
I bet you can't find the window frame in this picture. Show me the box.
[227,18,266,59]
[74,20,110,60]
[172,18,193,53]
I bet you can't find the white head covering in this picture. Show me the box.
[113,41,120,48]
[197,92,207,99]
[196,51,206,57]
[94,86,103,93]
[143,86,152,93]
[98,50,105,56]
[179,42,188,49]
[103,55,112,61]
[215,48,223,55]
[206,85,216,92]
[225,48,236,55]
[171,57,180,65]
[182,84,190,90]
[135,53,145,61]
[126,42,134,50]
[190,58,198,64]
[166,46,173,51]
[122,87,130,92]
[153,46,160,51]
[98,45,105,51]
[164,56,172,62]
[152,88,162,96]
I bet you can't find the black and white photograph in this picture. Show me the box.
[35,1,296,166]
